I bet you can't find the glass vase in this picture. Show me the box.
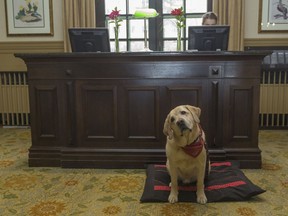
[114,27,119,52]
[177,27,181,51]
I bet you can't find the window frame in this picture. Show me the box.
[96,0,212,51]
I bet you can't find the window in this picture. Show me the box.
[96,0,212,52]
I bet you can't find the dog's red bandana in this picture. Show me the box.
[182,126,205,158]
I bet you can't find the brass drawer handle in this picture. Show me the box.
[66,69,72,76]
[212,68,219,75]
[209,66,222,77]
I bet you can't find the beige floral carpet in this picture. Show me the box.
[0,128,287,216]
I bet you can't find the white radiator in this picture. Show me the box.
[0,72,30,127]
[260,70,288,128]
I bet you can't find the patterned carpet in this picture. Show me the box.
[0,128,287,216]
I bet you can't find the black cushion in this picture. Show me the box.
[140,162,265,203]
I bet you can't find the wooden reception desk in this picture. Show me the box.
[16,51,270,169]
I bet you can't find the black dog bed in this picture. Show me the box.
[140,162,265,203]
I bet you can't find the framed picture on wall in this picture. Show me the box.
[5,0,54,36]
[258,0,288,33]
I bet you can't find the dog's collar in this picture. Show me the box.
[182,125,205,158]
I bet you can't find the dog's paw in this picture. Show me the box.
[168,193,178,203]
[196,194,207,204]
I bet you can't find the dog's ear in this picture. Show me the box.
[163,114,173,140]
[185,105,201,123]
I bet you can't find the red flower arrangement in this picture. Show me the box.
[171,7,185,51]
[109,7,120,20]
[171,8,183,16]
[171,7,185,27]
[109,7,122,52]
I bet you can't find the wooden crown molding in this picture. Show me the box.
[244,38,288,47]
[0,41,64,54]
[0,39,287,53]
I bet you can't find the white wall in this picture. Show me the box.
[0,0,63,41]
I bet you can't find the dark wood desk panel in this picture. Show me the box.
[16,51,271,168]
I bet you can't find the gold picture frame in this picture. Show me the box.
[5,0,54,36]
[258,0,288,33]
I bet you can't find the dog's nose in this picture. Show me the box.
[177,119,185,126]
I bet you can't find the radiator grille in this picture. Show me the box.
[260,70,288,129]
[0,72,30,127]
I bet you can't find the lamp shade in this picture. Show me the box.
[134,9,158,18]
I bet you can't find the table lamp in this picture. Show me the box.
[134,9,158,51]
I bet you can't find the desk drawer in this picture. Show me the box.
[28,61,224,79]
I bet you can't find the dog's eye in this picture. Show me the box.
[180,111,187,115]
[171,117,175,122]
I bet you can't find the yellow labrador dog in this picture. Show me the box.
[163,105,210,204]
